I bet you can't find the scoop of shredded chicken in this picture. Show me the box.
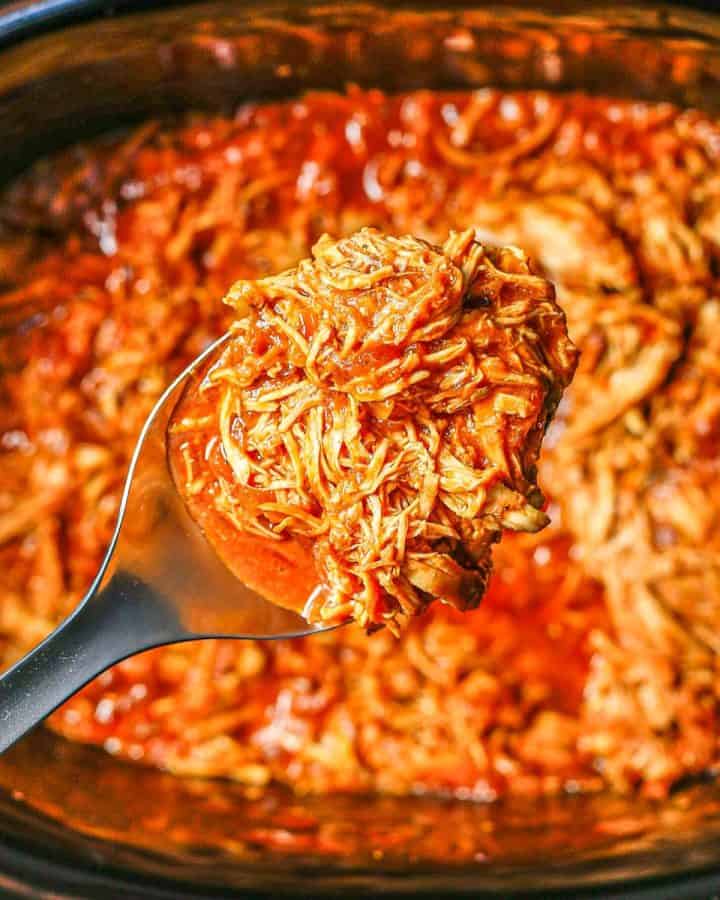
[175,227,577,632]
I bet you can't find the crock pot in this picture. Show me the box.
[2,2,720,897]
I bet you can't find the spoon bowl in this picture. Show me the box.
[0,335,332,754]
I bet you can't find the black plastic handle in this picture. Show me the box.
[0,572,183,753]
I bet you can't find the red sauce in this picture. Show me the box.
[169,361,322,615]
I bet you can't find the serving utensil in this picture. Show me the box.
[0,335,331,754]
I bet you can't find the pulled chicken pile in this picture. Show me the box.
[2,89,720,801]
[171,227,576,631]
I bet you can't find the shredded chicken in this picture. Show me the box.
[3,89,720,802]
[171,228,577,632]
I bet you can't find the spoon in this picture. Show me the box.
[0,335,331,754]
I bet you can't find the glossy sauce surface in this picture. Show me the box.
[169,360,322,616]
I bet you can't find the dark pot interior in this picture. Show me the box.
[2,2,720,896]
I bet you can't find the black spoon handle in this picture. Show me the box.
[0,572,183,754]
